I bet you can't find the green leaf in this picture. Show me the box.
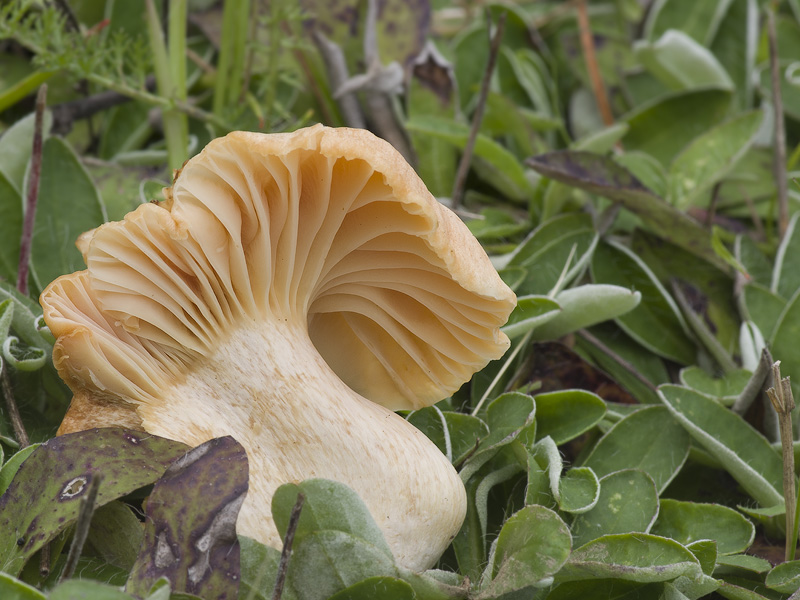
[766,560,800,593]
[0,281,51,350]
[570,470,660,548]
[686,539,719,576]
[558,467,600,514]
[30,136,107,289]
[531,284,641,340]
[286,531,398,600]
[742,283,785,341]
[87,501,144,570]
[501,295,561,340]
[582,406,690,493]
[0,299,13,341]
[0,172,22,283]
[48,580,137,600]
[578,323,669,405]
[547,579,665,600]
[0,445,38,497]
[2,337,46,371]
[772,212,800,299]
[534,389,606,445]
[237,536,295,600]
[407,50,457,199]
[635,30,734,91]
[621,88,732,166]
[717,554,772,575]
[98,103,153,161]
[616,151,669,198]
[506,213,597,296]
[710,0,758,110]
[560,533,702,583]
[406,408,489,466]
[328,577,414,600]
[127,436,246,600]
[467,209,527,243]
[735,235,771,288]
[575,123,630,154]
[527,151,727,271]
[668,111,764,209]
[404,116,533,201]
[591,240,696,364]
[484,392,536,449]
[679,367,752,405]
[0,429,189,575]
[716,580,774,600]
[632,229,740,356]
[527,437,562,507]
[0,572,46,600]
[0,110,53,195]
[480,505,571,597]
[644,0,734,44]
[658,385,784,507]
[651,499,754,556]
[272,479,392,559]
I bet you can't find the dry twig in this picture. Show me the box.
[451,11,506,208]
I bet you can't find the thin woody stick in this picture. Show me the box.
[576,0,614,127]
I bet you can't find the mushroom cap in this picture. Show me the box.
[44,124,515,413]
[41,125,516,569]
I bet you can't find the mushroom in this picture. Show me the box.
[40,125,516,571]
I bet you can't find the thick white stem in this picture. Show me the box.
[136,320,466,571]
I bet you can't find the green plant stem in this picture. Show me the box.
[16,84,47,297]
[89,75,230,130]
[145,0,188,171]
[213,0,251,116]
[263,0,283,129]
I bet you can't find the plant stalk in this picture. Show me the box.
[451,10,506,209]
[59,474,103,582]
[213,0,251,116]
[0,364,29,448]
[766,361,797,561]
[271,492,305,600]
[576,0,614,127]
[144,0,188,170]
[16,84,47,297]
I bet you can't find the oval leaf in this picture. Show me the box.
[534,389,606,445]
[658,385,784,507]
[483,505,571,596]
[272,479,392,559]
[650,499,755,556]
[532,284,641,340]
[570,470,660,548]
[560,533,702,583]
[558,467,600,514]
[592,240,696,364]
[582,405,690,493]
